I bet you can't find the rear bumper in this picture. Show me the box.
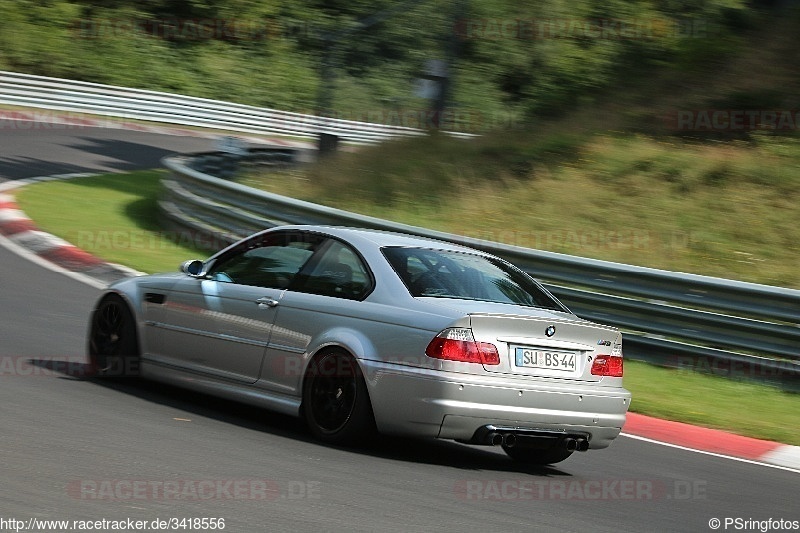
[362,360,631,449]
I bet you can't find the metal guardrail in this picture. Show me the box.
[0,70,477,143]
[160,149,800,391]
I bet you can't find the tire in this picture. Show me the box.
[88,294,140,378]
[503,445,574,465]
[302,349,375,445]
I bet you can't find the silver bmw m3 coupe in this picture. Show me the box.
[88,225,630,465]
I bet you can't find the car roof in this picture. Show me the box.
[275,225,485,254]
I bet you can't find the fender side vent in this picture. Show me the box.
[145,293,166,304]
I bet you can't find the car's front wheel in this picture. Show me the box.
[88,294,140,377]
[502,445,574,465]
[302,349,375,445]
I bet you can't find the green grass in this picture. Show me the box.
[15,171,208,273]
[625,360,800,446]
[12,170,800,445]
[242,130,800,289]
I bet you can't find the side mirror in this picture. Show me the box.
[180,259,205,277]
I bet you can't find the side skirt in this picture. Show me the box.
[140,358,302,417]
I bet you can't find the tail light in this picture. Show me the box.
[426,328,500,366]
[591,354,624,377]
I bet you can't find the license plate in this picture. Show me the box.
[514,347,577,372]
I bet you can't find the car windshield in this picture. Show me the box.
[382,247,565,311]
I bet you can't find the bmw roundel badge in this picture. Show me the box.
[545,325,556,337]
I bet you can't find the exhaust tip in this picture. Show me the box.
[576,438,590,452]
[503,433,517,448]
[564,438,577,452]
[487,432,503,446]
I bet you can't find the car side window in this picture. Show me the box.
[207,233,320,289]
[295,239,372,299]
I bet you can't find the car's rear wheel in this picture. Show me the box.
[502,445,573,465]
[88,294,140,377]
[302,349,375,445]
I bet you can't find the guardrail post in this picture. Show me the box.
[318,133,339,155]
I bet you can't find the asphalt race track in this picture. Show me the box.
[0,125,219,180]
[1,125,798,532]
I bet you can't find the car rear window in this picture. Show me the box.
[382,247,564,310]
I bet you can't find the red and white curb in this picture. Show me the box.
[0,176,141,288]
[623,413,800,472]
[0,109,316,149]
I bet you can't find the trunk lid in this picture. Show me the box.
[468,311,621,383]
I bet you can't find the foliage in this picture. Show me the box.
[0,0,768,124]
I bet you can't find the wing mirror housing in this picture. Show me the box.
[181,259,205,277]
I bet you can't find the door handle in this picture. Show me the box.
[255,297,279,308]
